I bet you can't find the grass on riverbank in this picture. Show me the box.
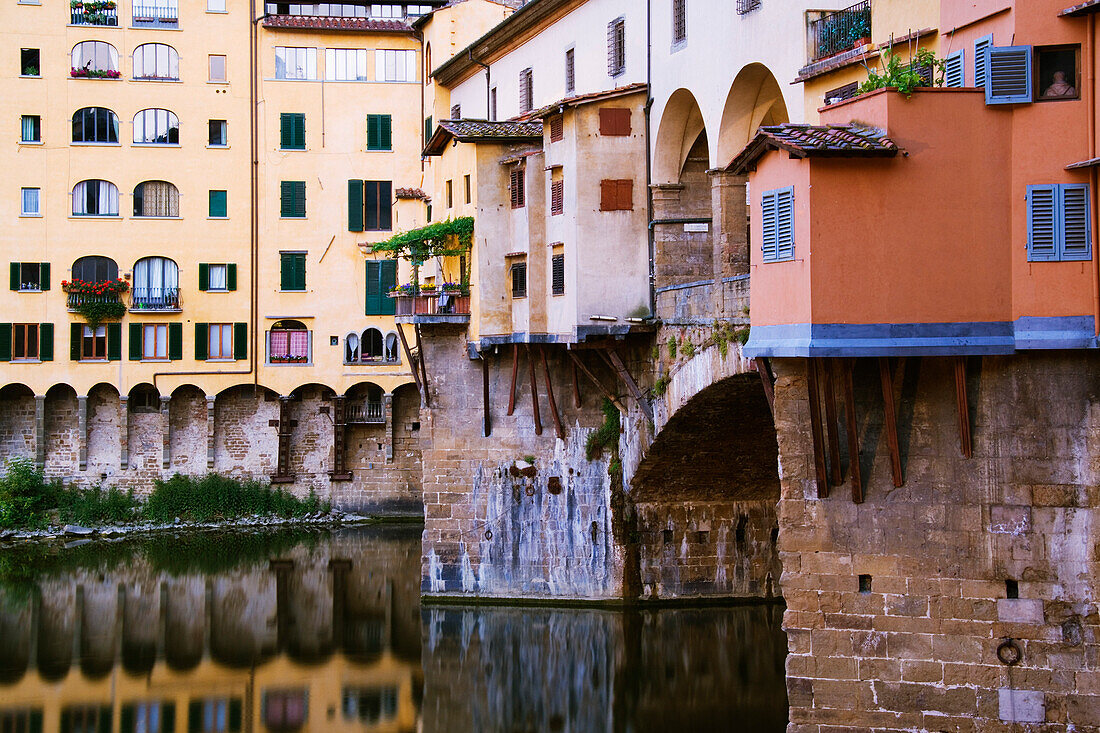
[0,458,330,530]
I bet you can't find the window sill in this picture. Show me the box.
[12,359,41,364]
[18,75,41,79]
[206,9,229,13]
[670,39,687,54]
[79,359,109,363]
[133,216,183,220]
[204,288,229,293]
[133,143,181,148]
[69,74,123,79]
[128,25,181,31]
[68,215,121,220]
[206,144,230,149]
[129,308,181,313]
[266,361,313,367]
[19,214,43,219]
[140,358,171,363]
[207,217,229,220]
[279,217,308,220]
[207,80,229,85]
[131,78,182,83]
[279,289,307,293]
[205,358,236,362]
[17,288,42,293]
[19,141,43,145]
[280,148,308,152]
[364,148,394,153]
[71,142,122,147]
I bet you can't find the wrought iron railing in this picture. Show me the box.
[71,5,118,25]
[809,1,872,62]
[67,292,121,309]
[391,293,471,318]
[132,3,179,27]
[346,401,385,424]
[736,0,761,15]
[130,287,181,311]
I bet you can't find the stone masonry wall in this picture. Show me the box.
[774,354,1100,731]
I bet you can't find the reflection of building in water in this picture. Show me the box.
[0,530,421,733]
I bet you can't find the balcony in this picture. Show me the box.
[129,287,181,312]
[71,3,119,26]
[391,292,471,325]
[132,3,179,28]
[809,1,871,63]
[736,0,761,14]
[346,401,385,424]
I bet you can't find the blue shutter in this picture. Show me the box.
[944,50,965,88]
[1027,185,1058,261]
[986,45,1032,105]
[974,34,992,89]
[775,187,795,261]
[761,190,778,262]
[1059,183,1092,261]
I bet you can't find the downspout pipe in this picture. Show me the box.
[1089,14,1099,339]
[645,0,655,317]
[469,49,491,117]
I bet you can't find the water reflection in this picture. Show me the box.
[0,527,788,732]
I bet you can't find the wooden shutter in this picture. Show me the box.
[195,323,208,360]
[380,114,391,150]
[365,181,379,230]
[39,262,49,291]
[348,179,364,231]
[367,115,381,150]
[294,254,306,289]
[424,115,433,144]
[599,108,631,136]
[761,190,778,262]
[551,180,564,215]
[511,262,527,297]
[209,190,227,217]
[600,179,615,211]
[381,259,397,315]
[9,263,19,290]
[70,323,82,361]
[198,263,209,291]
[618,179,633,210]
[986,45,1031,104]
[552,253,564,295]
[519,68,532,112]
[168,323,182,360]
[600,179,632,211]
[107,322,121,361]
[227,263,237,291]
[293,113,305,148]
[234,322,247,359]
[39,322,53,361]
[365,260,382,314]
[293,182,305,217]
[281,253,305,290]
[129,323,142,360]
[776,187,795,260]
[280,181,293,217]
[974,35,992,88]
[0,323,11,361]
[549,115,563,142]
[1026,185,1058,261]
[944,50,965,88]
[1060,183,1092,261]
[378,180,392,230]
[281,181,305,217]
[280,113,293,149]
[280,254,292,290]
[510,170,525,208]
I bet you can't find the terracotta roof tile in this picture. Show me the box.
[728,123,899,174]
[396,187,428,200]
[1061,0,1100,16]
[424,119,543,156]
[525,82,648,120]
[261,14,412,32]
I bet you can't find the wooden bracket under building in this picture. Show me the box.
[414,324,431,407]
[755,357,775,416]
[954,356,972,458]
[600,348,653,422]
[567,351,626,414]
[842,359,863,503]
[507,343,519,416]
[540,345,566,440]
[481,355,492,438]
[395,324,423,397]
[822,359,843,486]
[879,357,904,487]
[806,358,829,499]
[526,344,542,435]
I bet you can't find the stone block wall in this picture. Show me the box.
[773,354,1100,731]
[0,388,35,461]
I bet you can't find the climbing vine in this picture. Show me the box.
[369,217,474,290]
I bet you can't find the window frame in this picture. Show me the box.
[267,321,311,364]
[208,323,234,360]
[279,252,307,291]
[205,263,231,292]
[208,119,228,147]
[519,67,534,113]
[760,186,796,263]
[16,262,44,291]
[142,323,169,361]
[71,107,119,144]
[564,48,575,95]
[71,180,120,217]
[1034,44,1081,103]
[672,0,687,48]
[13,323,39,361]
[132,43,180,82]
[21,48,40,77]
[1026,183,1093,262]
[551,252,565,296]
[280,180,306,218]
[82,324,107,361]
[510,169,525,209]
[132,180,180,218]
[209,189,228,218]
[510,260,527,299]
[208,54,227,83]
[20,188,41,217]
[20,114,41,143]
[275,46,318,81]
[133,108,180,145]
[607,17,626,78]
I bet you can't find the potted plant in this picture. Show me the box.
[62,278,129,326]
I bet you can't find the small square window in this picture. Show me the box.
[21,49,39,77]
[1035,45,1080,101]
[510,261,527,298]
[13,324,39,361]
[209,120,227,146]
[207,0,226,10]
[209,55,227,82]
[18,263,42,291]
[20,115,41,143]
[207,263,229,291]
[209,190,228,218]
[20,188,40,216]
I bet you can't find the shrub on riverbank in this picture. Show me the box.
[144,473,329,523]
[0,459,60,529]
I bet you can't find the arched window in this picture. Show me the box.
[360,328,384,362]
[71,41,119,75]
[133,109,179,144]
[132,257,179,309]
[133,181,179,217]
[72,107,119,143]
[133,43,179,80]
[344,333,360,363]
[72,180,119,216]
[72,256,118,283]
[269,320,309,363]
[384,332,398,362]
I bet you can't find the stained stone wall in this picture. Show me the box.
[0,386,35,461]
[773,354,1100,732]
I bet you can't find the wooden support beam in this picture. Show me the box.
[879,357,904,487]
[602,349,654,422]
[414,324,431,407]
[507,343,520,416]
[954,356,972,459]
[756,358,775,416]
[539,346,566,439]
[482,356,492,437]
[572,359,582,408]
[806,358,829,499]
[395,324,422,397]
[526,344,542,435]
[842,360,863,503]
[567,351,626,414]
[822,360,843,486]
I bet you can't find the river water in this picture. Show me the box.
[0,525,788,732]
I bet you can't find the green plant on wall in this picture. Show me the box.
[61,278,128,327]
[370,217,473,292]
[860,48,944,97]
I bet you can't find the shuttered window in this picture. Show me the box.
[1027,183,1093,262]
[366,114,392,150]
[424,115,433,145]
[365,259,397,315]
[511,261,527,298]
[986,45,1032,104]
[450,104,461,120]
[280,181,306,218]
[10,262,49,292]
[599,179,633,211]
[607,17,626,77]
[519,68,533,113]
[944,50,965,88]
[0,323,47,362]
[761,187,795,262]
[280,252,306,291]
[195,323,244,360]
[974,34,993,88]
[551,253,565,295]
[549,115,564,142]
[599,108,631,136]
[279,113,305,150]
[510,169,525,209]
[363,180,393,230]
[208,190,227,218]
[551,179,564,215]
[198,263,236,291]
[489,88,498,120]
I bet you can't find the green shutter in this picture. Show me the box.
[227,263,237,291]
[381,259,397,315]
[168,323,182,360]
[188,701,202,733]
[97,707,112,733]
[70,323,81,361]
[228,699,242,732]
[29,710,42,733]
[209,190,227,218]
[10,263,19,291]
[195,323,208,360]
[60,710,71,732]
[39,262,49,290]
[198,263,209,291]
[120,705,134,733]
[379,181,392,230]
[280,254,292,290]
[234,322,247,359]
[293,113,305,149]
[281,254,305,291]
[365,260,381,315]
[162,702,175,733]
[107,322,121,361]
[281,181,293,217]
[129,323,142,360]
[295,253,306,290]
[365,181,379,230]
[348,179,364,232]
[294,182,306,217]
[0,324,11,361]
[280,113,293,149]
[39,323,53,361]
[282,181,305,218]
[424,115,432,143]
[367,115,381,150]
[381,114,392,150]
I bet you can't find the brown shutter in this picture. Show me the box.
[599,108,631,136]
[600,179,632,211]
[600,180,616,211]
[549,115,563,142]
[551,180,564,215]
[510,169,525,209]
[618,179,633,210]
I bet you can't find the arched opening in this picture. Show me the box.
[133,181,179,218]
[653,88,708,185]
[72,106,119,143]
[269,321,310,364]
[71,40,118,75]
[344,333,360,364]
[0,384,36,463]
[132,43,179,80]
[133,108,179,144]
[132,256,180,308]
[717,63,790,167]
[384,332,399,362]
[360,328,385,362]
[71,255,118,283]
[128,383,161,413]
[71,180,119,216]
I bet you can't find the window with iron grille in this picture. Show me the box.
[607,18,626,77]
[450,104,461,120]
[511,261,527,298]
[489,87,498,120]
[672,0,686,45]
[551,180,564,215]
[551,253,564,295]
[736,0,761,15]
[510,169,525,208]
[464,174,471,204]
[565,48,575,94]
[519,67,533,113]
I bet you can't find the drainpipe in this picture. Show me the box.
[1090,14,1099,339]
[645,0,655,317]
[469,49,490,117]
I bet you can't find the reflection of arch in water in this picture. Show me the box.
[121,582,161,675]
[163,578,206,671]
[0,593,31,683]
[80,584,119,679]
[36,584,76,681]
[209,574,278,668]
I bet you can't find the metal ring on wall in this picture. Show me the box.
[997,639,1022,666]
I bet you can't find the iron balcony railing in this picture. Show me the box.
[130,287,181,311]
[809,1,872,62]
[132,3,179,28]
[67,292,120,309]
[391,293,471,318]
[736,0,761,15]
[263,2,429,19]
[71,5,118,26]
[346,401,385,424]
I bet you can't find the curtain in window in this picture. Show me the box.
[72,180,118,216]
[270,330,290,358]
[385,333,398,361]
[72,41,118,72]
[208,265,227,290]
[138,181,178,217]
[21,188,39,215]
[21,116,36,141]
[345,334,359,362]
[134,257,178,306]
[289,331,308,358]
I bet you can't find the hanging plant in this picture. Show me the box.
[62,278,128,327]
[370,217,473,292]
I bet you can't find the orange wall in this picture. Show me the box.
[747,157,811,328]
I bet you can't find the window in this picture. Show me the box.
[208,324,233,359]
[451,104,461,120]
[519,67,534,113]
[72,107,119,143]
[10,262,48,291]
[326,48,368,81]
[198,263,236,291]
[120,702,172,733]
[61,707,111,733]
[209,119,228,146]
[209,55,227,82]
[280,181,306,218]
[974,34,992,88]
[132,256,179,308]
[347,180,392,231]
[445,180,453,208]
[208,0,227,10]
[1027,184,1092,262]
[551,252,564,295]
[944,50,965,88]
[551,178,564,216]
[424,115,433,144]
[549,115,563,142]
[344,333,359,363]
[133,108,180,144]
[21,48,39,76]
[364,259,397,315]
[672,0,686,46]
[599,179,633,211]
[366,114,392,150]
[129,385,160,412]
[275,47,317,80]
[1036,46,1080,101]
[565,49,575,95]
[129,324,181,360]
[72,180,119,216]
[269,320,309,363]
[72,256,118,283]
[189,698,243,732]
[824,82,859,105]
[0,323,52,362]
[375,49,417,82]
[280,252,306,290]
[464,174,471,204]
[737,0,761,13]
[510,169,525,209]
[280,113,306,150]
[133,181,180,218]
[195,322,245,360]
[71,41,118,75]
[142,324,169,360]
[82,324,107,360]
[511,261,527,298]
[21,188,40,216]
[607,17,626,77]
[132,2,179,26]
[761,186,795,262]
[12,324,39,360]
[0,710,42,733]
[20,115,41,143]
[133,44,180,80]
[360,328,385,362]
[489,87,497,120]
[209,190,227,218]
[599,108,631,136]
